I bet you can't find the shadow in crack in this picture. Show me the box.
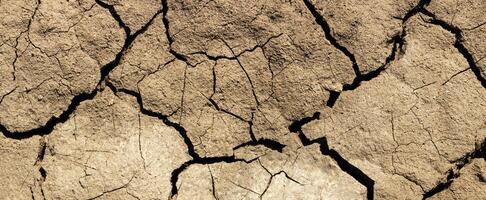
[289,112,375,200]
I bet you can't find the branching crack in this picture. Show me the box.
[258,159,301,199]
[106,84,199,160]
[422,138,486,199]
[288,112,375,200]
[107,80,285,199]
[169,156,250,197]
[421,10,486,89]
[0,4,162,140]
[302,0,361,77]
[308,0,437,108]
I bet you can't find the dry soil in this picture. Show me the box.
[1,0,486,199]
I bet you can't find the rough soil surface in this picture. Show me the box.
[1,0,485,199]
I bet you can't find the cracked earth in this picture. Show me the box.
[1,0,486,199]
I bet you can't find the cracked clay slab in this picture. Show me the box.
[1,0,486,200]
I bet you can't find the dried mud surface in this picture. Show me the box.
[1,0,485,199]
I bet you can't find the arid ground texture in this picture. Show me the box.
[1,0,486,199]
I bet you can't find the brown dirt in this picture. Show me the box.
[1,0,485,199]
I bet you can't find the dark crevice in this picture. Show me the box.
[302,0,361,77]
[0,90,98,139]
[233,138,286,153]
[94,0,131,36]
[161,0,173,45]
[422,11,486,88]
[107,81,284,198]
[38,166,47,200]
[108,82,244,199]
[401,0,432,22]
[320,32,403,108]
[35,139,47,165]
[39,167,47,180]
[422,170,454,199]
[99,8,162,82]
[208,98,247,122]
[288,112,320,133]
[161,0,189,62]
[326,90,341,107]
[169,156,248,197]
[289,112,375,200]
[423,138,486,199]
[208,167,219,200]
[342,34,403,91]
[326,147,375,200]
[248,113,257,141]
[306,0,419,106]
[0,6,161,140]
[30,187,35,200]
[107,84,200,160]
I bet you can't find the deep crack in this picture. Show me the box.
[423,138,486,199]
[0,4,162,140]
[302,0,361,77]
[288,112,375,200]
[421,10,486,89]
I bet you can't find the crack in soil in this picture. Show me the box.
[422,138,486,199]
[106,81,287,198]
[421,9,486,89]
[289,112,375,200]
[1,0,485,199]
[302,0,361,78]
[0,4,162,139]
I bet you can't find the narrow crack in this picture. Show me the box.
[0,5,162,140]
[401,0,432,22]
[288,112,375,200]
[207,98,247,122]
[208,166,219,200]
[161,0,189,62]
[422,138,486,199]
[421,10,486,89]
[258,159,301,199]
[0,87,17,105]
[86,175,135,200]
[106,84,200,160]
[94,0,131,36]
[233,138,286,153]
[309,0,436,108]
[11,0,41,81]
[34,138,47,165]
[137,114,146,170]
[341,33,404,91]
[169,156,250,197]
[302,0,361,77]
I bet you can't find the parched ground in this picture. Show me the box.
[1,0,485,199]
